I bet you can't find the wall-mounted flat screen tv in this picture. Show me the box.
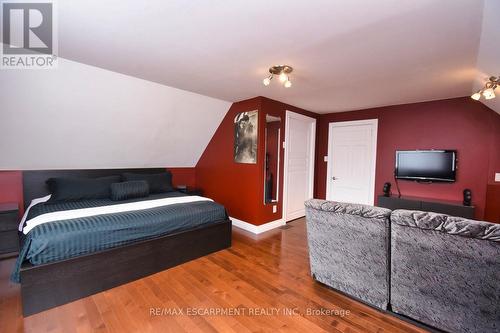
[395,150,457,182]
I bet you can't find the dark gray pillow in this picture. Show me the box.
[46,175,121,202]
[121,172,173,193]
[110,181,150,201]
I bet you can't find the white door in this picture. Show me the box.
[283,111,316,222]
[326,119,377,205]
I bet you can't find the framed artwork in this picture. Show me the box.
[234,110,258,164]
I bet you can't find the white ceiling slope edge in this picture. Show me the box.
[53,0,487,113]
[0,58,231,170]
[473,0,500,114]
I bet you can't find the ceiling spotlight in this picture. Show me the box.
[471,76,499,101]
[262,65,293,88]
[471,92,481,100]
[483,87,496,100]
[279,72,288,83]
[263,76,272,86]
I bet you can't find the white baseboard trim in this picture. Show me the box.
[230,217,285,234]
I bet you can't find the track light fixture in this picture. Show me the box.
[262,65,293,88]
[471,76,499,101]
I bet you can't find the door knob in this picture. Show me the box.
[332,176,339,180]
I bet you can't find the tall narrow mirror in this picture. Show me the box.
[264,115,281,204]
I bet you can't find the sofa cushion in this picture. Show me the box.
[390,209,500,333]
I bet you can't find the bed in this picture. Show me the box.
[16,168,232,316]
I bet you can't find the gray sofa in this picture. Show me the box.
[390,210,500,333]
[305,199,392,310]
[305,199,500,333]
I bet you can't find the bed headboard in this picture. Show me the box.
[22,168,166,209]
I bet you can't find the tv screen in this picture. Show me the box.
[395,150,456,182]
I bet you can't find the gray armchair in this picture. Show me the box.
[390,210,500,333]
[305,199,392,309]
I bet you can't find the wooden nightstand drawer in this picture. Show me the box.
[0,230,19,254]
[0,203,20,255]
[0,212,18,231]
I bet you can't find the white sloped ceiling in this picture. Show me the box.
[0,58,231,169]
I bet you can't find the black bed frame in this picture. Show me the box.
[20,168,232,316]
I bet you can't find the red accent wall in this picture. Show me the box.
[0,168,196,216]
[315,97,500,220]
[0,171,23,216]
[485,114,500,223]
[487,112,500,185]
[196,97,262,224]
[196,96,318,225]
[485,185,500,223]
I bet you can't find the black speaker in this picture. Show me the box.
[463,189,472,206]
[383,182,391,197]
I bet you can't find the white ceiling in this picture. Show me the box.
[473,0,500,114]
[55,1,487,113]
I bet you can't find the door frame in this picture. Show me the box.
[283,110,316,222]
[326,119,378,205]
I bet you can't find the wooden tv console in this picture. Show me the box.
[377,195,475,219]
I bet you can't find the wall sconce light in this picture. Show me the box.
[263,65,293,88]
[471,76,499,101]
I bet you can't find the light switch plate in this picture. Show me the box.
[495,173,500,182]
[324,156,328,162]
[273,205,277,213]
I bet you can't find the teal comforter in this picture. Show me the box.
[12,192,227,282]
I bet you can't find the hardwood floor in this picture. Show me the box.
[0,219,428,333]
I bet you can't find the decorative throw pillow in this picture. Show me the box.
[121,172,174,193]
[46,175,121,202]
[110,181,150,201]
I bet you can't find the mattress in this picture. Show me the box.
[11,191,227,282]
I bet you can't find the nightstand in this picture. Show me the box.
[0,203,20,258]
[176,186,203,196]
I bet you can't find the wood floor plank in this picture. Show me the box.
[0,218,429,333]
[181,262,329,333]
